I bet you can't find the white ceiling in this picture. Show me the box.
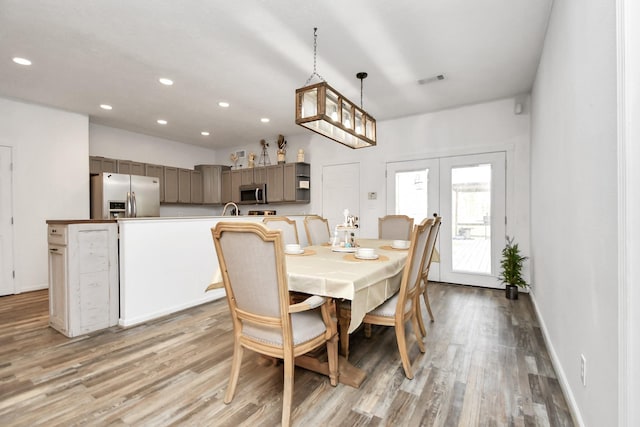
[0,0,553,149]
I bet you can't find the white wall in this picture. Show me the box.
[530,0,618,425]
[0,97,89,292]
[89,123,222,216]
[222,97,530,246]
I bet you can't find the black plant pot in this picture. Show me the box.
[505,284,519,300]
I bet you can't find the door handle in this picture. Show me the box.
[126,192,132,217]
[131,192,137,217]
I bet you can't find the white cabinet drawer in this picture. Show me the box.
[48,225,67,245]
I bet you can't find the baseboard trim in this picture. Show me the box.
[529,291,585,427]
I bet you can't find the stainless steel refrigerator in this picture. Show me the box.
[91,172,160,219]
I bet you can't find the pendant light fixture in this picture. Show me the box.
[295,28,376,149]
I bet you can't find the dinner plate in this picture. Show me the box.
[285,249,305,255]
[331,246,357,253]
[355,253,379,260]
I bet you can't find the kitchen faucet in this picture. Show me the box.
[222,202,239,216]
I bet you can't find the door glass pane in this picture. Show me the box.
[395,169,428,223]
[451,164,491,274]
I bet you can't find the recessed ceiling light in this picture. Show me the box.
[218,101,230,108]
[12,57,32,66]
[261,118,270,123]
[158,78,174,86]
[157,119,168,125]
[100,104,113,110]
[201,131,210,136]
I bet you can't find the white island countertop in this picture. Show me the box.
[117,215,313,327]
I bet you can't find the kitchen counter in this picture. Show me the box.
[117,215,312,327]
[46,219,117,224]
[46,215,315,329]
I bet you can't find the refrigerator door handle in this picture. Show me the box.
[131,191,137,217]
[126,192,132,217]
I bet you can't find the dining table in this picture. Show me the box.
[285,238,408,328]
[208,237,411,387]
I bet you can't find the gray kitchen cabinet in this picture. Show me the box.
[164,166,179,203]
[47,221,119,338]
[253,167,267,185]
[89,156,117,175]
[195,164,230,204]
[145,163,165,202]
[190,170,202,204]
[240,168,254,185]
[221,169,232,203]
[266,164,284,203]
[178,168,191,203]
[230,169,243,202]
[284,162,310,203]
[117,160,145,175]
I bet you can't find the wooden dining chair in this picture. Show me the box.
[263,216,300,247]
[338,217,434,379]
[304,215,331,246]
[416,215,442,336]
[378,214,414,240]
[211,222,338,427]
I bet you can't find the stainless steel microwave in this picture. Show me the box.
[239,183,267,204]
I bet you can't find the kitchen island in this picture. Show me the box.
[117,215,311,327]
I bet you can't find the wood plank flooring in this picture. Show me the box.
[0,283,574,426]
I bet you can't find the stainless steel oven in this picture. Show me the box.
[239,183,267,204]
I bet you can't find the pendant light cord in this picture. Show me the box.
[304,27,324,85]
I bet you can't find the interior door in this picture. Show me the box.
[322,163,360,233]
[387,152,506,287]
[0,146,15,295]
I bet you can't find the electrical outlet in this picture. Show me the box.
[580,354,586,386]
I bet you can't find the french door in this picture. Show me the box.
[386,152,506,288]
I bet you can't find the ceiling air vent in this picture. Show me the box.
[418,74,445,85]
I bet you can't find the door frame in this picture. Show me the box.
[0,145,15,296]
[386,149,512,288]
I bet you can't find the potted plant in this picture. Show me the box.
[498,236,528,299]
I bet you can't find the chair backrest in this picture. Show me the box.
[396,218,434,315]
[378,215,414,240]
[212,222,293,342]
[263,216,300,247]
[422,216,442,278]
[304,215,331,246]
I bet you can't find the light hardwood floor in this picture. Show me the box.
[0,283,574,426]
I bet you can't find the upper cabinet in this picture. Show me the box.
[178,168,191,203]
[284,162,310,203]
[220,163,310,204]
[221,169,232,203]
[164,166,179,203]
[266,165,285,202]
[89,156,117,174]
[145,164,165,202]
[196,164,230,205]
[117,160,145,175]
